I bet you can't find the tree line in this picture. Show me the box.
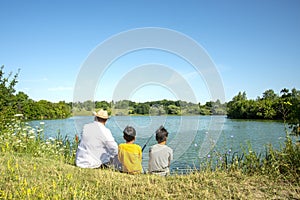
[1,65,299,136]
[0,66,72,125]
[227,88,300,136]
[227,89,300,120]
[73,99,227,116]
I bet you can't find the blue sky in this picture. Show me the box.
[1,0,300,103]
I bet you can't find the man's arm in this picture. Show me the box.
[106,140,118,156]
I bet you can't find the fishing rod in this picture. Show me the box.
[141,132,156,174]
[142,133,155,152]
[142,125,166,152]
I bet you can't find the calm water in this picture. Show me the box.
[29,115,286,171]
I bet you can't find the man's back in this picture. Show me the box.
[76,121,118,168]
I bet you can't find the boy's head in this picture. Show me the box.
[155,125,168,143]
[123,126,136,142]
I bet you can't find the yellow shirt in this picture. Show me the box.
[118,143,142,174]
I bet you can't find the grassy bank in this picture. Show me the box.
[0,152,299,199]
[0,117,299,199]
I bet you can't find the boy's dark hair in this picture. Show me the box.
[155,125,168,143]
[123,126,136,142]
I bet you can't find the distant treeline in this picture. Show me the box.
[74,87,300,121]
[72,99,227,116]
[1,66,299,136]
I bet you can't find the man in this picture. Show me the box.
[75,109,119,169]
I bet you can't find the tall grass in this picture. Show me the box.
[0,116,78,165]
[201,133,300,183]
[0,116,299,199]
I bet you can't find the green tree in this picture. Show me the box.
[13,91,29,115]
[208,100,227,115]
[56,101,71,118]
[167,104,181,115]
[262,89,278,100]
[149,105,166,115]
[256,99,276,119]
[227,92,248,118]
[95,101,110,110]
[82,100,94,111]
[134,103,150,115]
[278,88,300,137]
[0,66,19,126]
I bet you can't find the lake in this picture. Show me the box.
[29,115,287,171]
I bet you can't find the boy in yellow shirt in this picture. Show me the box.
[118,126,142,174]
